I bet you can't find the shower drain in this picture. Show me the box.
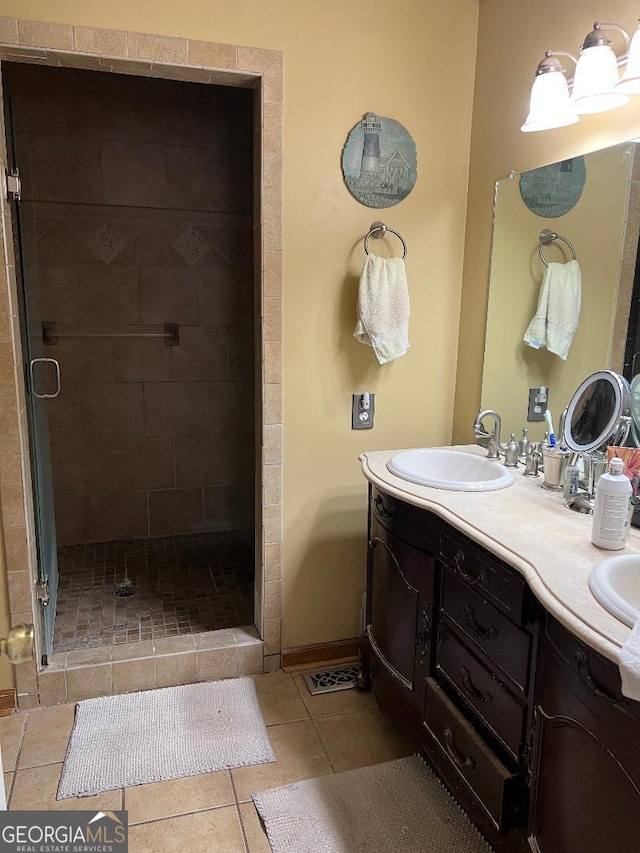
[113,585,136,598]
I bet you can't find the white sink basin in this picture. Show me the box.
[386,448,515,492]
[589,555,640,627]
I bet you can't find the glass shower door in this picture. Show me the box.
[5,104,60,665]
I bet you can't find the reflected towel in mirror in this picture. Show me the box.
[353,255,410,365]
[523,259,581,360]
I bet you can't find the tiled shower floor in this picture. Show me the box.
[53,530,254,653]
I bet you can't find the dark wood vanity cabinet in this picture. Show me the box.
[363,487,435,738]
[427,520,533,845]
[362,485,640,853]
[529,614,640,853]
[363,486,531,849]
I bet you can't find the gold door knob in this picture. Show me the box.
[0,625,34,665]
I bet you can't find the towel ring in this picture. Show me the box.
[538,229,576,267]
[364,221,407,260]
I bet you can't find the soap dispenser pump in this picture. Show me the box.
[504,433,519,468]
[517,428,530,462]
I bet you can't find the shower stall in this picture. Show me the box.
[4,61,257,663]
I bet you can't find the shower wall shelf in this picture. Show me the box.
[42,321,180,346]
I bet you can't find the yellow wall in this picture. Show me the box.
[455,0,640,444]
[482,144,632,439]
[0,1,479,649]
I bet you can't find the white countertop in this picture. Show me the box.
[360,445,640,665]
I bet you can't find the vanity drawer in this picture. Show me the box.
[437,622,526,760]
[543,613,640,726]
[423,677,520,831]
[439,527,526,624]
[442,569,531,692]
[370,487,433,551]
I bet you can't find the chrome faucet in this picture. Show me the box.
[473,409,505,459]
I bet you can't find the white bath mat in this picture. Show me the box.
[253,754,492,853]
[58,677,275,799]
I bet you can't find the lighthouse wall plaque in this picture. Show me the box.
[342,112,417,208]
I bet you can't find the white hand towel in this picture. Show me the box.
[620,616,640,700]
[353,255,410,365]
[523,259,581,361]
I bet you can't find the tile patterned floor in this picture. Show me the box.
[54,530,254,653]
[0,671,415,852]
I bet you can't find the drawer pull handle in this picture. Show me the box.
[416,607,431,662]
[444,726,475,772]
[453,551,488,587]
[460,666,493,705]
[573,650,619,704]
[374,494,397,519]
[463,605,498,641]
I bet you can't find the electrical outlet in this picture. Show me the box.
[527,387,548,422]
[352,393,375,429]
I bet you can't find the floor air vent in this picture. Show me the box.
[302,663,362,695]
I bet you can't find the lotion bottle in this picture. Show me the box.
[591,458,633,550]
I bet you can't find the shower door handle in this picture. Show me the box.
[28,358,61,399]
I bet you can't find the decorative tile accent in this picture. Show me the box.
[18,20,73,51]
[187,40,237,69]
[237,46,283,103]
[263,104,283,156]
[127,32,188,65]
[0,17,18,45]
[173,226,212,266]
[85,224,126,264]
[73,26,128,57]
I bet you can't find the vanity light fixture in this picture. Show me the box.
[522,19,639,132]
[618,20,640,93]
[521,52,579,132]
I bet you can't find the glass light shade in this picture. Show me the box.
[617,22,640,94]
[572,45,629,113]
[521,71,579,132]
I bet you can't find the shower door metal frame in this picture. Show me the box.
[3,97,61,666]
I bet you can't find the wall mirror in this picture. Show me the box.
[480,140,639,444]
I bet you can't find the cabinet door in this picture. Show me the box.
[529,632,640,853]
[367,516,433,690]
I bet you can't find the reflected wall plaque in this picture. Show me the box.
[519,156,587,218]
[342,112,417,208]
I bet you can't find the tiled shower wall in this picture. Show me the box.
[5,63,255,546]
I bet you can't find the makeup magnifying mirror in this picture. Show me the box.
[563,370,631,513]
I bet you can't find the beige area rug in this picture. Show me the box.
[58,677,275,799]
[253,755,492,853]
